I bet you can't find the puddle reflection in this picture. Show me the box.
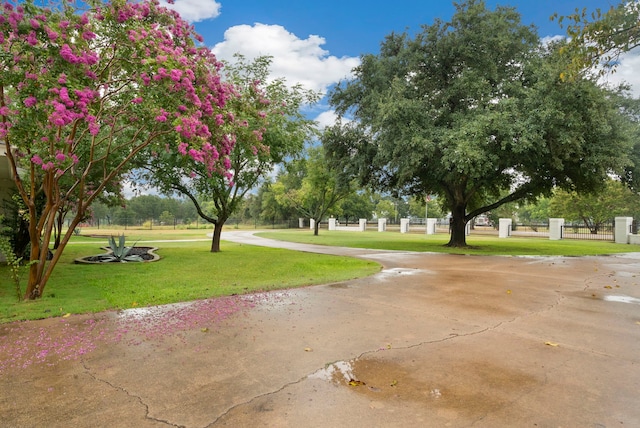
[603,295,640,304]
[309,360,355,383]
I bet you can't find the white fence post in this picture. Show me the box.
[378,218,387,232]
[310,219,315,231]
[400,218,410,233]
[359,219,367,232]
[498,218,512,238]
[426,218,437,235]
[615,217,633,244]
[549,218,564,240]
[328,218,337,231]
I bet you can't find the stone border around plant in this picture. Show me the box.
[74,247,161,264]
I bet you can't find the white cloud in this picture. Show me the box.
[601,48,640,98]
[159,0,221,23]
[540,35,565,46]
[211,23,360,94]
[314,110,340,130]
[541,34,640,98]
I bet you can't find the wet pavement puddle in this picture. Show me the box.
[603,295,640,304]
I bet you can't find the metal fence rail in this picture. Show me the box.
[561,223,614,241]
[511,223,549,238]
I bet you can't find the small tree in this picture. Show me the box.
[517,198,551,224]
[276,145,352,236]
[549,179,639,233]
[1,1,231,299]
[138,55,319,251]
[334,190,376,225]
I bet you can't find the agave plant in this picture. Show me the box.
[104,234,143,263]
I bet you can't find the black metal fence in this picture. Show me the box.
[561,222,614,241]
[511,223,550,238]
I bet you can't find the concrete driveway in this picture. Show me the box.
[1,231,639,427]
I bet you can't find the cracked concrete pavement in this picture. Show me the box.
[2,230,640,427]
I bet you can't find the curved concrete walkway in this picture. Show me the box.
[2,230,640,427]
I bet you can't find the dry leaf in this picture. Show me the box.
[506,289,512,294]
[604,285,612,289]
[62,313,71,318]
[390,380,398,387]
[200,328,209,333]
[545,341,559,347]
[304,347,312,352]
[349,379,366,386]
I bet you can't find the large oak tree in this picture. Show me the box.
[326,0,633,247]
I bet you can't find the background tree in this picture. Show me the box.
[256,180,298,226]
[374,199,395,221]
[275,145,351,236]
[408,195,444,220]
[332,190,375,225]
[549,179,640,233]
[515,198,550,224]
[554,1,640,77]
[1,0,231,299]
[617,95,640,192]
[138,55,318,251]
[158,210,175,227]
[327,0,633,247]
[126,195,166,227]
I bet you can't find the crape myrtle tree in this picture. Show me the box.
[137,55,319,252]
[326,0,633,247]
[1,0,233,299]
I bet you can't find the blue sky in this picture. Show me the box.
[200,0,616,57]
[159,0,636,127]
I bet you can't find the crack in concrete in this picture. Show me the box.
[81,358,183,428]
[206,294,570,426]
[205,321,505,427]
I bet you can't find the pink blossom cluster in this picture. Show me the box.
[1,0,237,178]
[0,295,257,373]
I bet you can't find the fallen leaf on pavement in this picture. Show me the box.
[545,341,559,347]
[349,379,366,386]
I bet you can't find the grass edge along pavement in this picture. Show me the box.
[0,237,380,323]
[2,226,637,323]
[258,229,639,256]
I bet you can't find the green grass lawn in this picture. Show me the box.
[0,233,379,323]
[257,229,638,256]
[4,226,638,323]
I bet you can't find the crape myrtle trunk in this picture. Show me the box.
[210,221,224,252]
